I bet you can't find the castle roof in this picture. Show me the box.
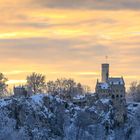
[96,82,110,89]
[108,77,124,85]
[96,77,125,90]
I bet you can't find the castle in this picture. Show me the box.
[95,64,127,125]
[96,63,125,100]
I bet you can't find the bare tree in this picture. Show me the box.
[46,78,87,98]
[0,73,8,97]
[129,81,140,102]
[83,85,91,93]
[26,72,46,94]
[77,83,83,95]
[47,81,56,94]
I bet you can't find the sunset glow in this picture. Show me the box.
[1,0,140,90]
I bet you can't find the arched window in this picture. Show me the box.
[116,95,119,98]
[112,95,115,99]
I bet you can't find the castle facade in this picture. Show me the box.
[95,64,127,125]
[96,64,125,100]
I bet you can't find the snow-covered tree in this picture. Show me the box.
[26,72,46,94]
[128,81,140,102]
[0,73,8,97]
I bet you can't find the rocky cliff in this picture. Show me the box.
[0,94,139,140]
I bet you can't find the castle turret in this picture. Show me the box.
[102,63,109,82]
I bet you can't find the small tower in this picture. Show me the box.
[102,63,109,82]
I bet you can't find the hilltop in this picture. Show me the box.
[0,94,139,140]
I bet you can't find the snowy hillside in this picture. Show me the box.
[0,94,139,140]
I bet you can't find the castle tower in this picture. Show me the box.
[102,63,109,82]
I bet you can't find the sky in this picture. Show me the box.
[0,0,140,90]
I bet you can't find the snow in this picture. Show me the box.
[108,78,124,85]
[0,98,11,107]
[31,94,45,105]
[55,96,63,103]
[101,83,109,89]
[100,98,110,104]
[65,109,69,113]
[89,106,96,111]
[0,93,139,140]
[73,95,85,100]
[99,83,110,89]
[104,110,111,121]
[74,106,81,111]
[127,102,140,113]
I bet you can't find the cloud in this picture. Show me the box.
[30,0,140,10]
[0,38,89,63]
[0,0,140,89]
[1,0,140,10]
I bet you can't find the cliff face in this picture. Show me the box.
[0,94,139,140]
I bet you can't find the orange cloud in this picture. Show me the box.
[0,1,140,90]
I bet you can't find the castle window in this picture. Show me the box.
[120,95,123,98]
[112,95,115,99]
[116,95,119,98]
